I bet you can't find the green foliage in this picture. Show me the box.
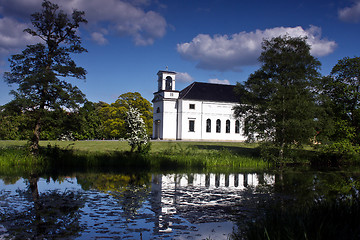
[3,0,87,152]
[234,36,321,160]
[0,146,47,174]
[98,92,153,139]
[320,56,360,145]
[319,140,360,164]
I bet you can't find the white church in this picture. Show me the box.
[152,70,246,141]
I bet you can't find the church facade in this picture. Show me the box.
[152,70,246,141]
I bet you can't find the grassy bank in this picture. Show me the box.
[0,140,266,174]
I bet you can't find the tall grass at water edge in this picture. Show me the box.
[0,140,267,173]
[0,146,47,174]
[153,144,268,170]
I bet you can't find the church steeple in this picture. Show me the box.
[157,70,176,91]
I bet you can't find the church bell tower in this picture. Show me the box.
[157,70,176,91]
[152,70,179,140]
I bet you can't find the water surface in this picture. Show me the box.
[0,170,358,239]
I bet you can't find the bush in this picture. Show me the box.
[316,140,360,166]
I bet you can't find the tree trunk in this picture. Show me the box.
[30,116,41,155]
[279,141,285,167]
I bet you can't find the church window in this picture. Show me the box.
[206,119,211,132]
[226,120,230,133]
[166,76,172,90]
[156,107,160,113]
[189,104,195,109]
[235,120,240,133]
[216,119,221,133]
[189,120,195,132]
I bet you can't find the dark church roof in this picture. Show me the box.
[179,82,239,103]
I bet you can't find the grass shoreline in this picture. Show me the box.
[0,140,268,175]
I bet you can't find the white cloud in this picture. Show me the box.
[338,1,360,22]
[208,78,230,85]
[177,26,337,72]
[63,0,167,46]
[176,72,194,83]
[0,0,167,48]
[91,32,108,45]
[0,17,38,59]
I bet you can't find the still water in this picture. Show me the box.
[0,170,358,239]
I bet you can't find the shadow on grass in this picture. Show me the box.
[193,144,260,158]
[39,145,205,175]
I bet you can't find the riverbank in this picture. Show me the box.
[0,140,268,175]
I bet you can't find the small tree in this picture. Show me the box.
[125,106,150,153]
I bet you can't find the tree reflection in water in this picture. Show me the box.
[0,170,359,239]
[0,174,85,239]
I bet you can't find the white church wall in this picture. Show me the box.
[161,99,178,140]
[178,100,247,141]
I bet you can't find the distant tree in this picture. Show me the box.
[125,106,150,153]
[69,101,104,140]
[3,0,87,153]
[234,35,321,161]
[115,92,153,134]
[0,101,33,140]
[98,92,153,139]
[98,102,127,139]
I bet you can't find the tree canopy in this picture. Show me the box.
[3,0,87,152]
[326,57,360,144]
[99,92,153,139]
[234,35,321,159]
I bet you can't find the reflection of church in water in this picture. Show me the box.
[150,173,275,234]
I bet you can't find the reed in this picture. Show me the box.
[0,146,47,174]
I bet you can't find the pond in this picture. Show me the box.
[0,169,359,239]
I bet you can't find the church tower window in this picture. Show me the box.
[165,76,172,90]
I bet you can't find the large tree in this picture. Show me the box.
[4,0,87,153]
[234,35,321,160]
[324,57,360,144]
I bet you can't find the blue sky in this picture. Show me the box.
[1,0,360,105]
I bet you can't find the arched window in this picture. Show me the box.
[206,119,211,132]
[235,120,240,134]
[216,119,221,133]
[156,107,160,113]
[226,120,230,133]
[165,76,172,90]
